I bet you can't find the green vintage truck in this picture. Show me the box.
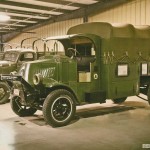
[1,22,150,127]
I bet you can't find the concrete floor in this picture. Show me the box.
[0,96,150,150]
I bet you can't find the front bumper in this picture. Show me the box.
[0,74,21,81]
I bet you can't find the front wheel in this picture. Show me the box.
[43,89,76,127]
[112,97,127,104]
[0,82,10,104]
[11,96,37,116]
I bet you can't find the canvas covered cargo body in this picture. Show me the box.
[68,22,150,100]
[2,22,150,127]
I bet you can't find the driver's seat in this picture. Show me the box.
[75,56,95,72]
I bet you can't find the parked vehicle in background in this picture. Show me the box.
[0,37,46,104]
[0,48,41,104]
[1,22,150,127]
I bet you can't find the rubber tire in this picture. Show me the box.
[112,97,127,104]
[0,82,10,104]
[147,85,150,105]
[11,96,37,117]
[43,89,76,127]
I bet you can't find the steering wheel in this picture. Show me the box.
[67,48,81,59]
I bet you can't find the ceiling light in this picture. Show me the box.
[0,13,10,22]
[64,0,98,5]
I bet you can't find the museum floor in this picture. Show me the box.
[0,96,150,150]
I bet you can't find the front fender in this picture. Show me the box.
[42,78,79,105]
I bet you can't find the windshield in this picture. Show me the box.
[3,51,19,62]
[66,36,95,57]
[45,36,95,57]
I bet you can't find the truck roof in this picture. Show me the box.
[67,22,150,39]
[45,34,99,42]
[4,48,35,53]
[45,34,76,41]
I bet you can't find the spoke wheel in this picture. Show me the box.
[52,97,72,122]
[0,82,10,104]
[43,89,76,127]
[112,97,127,104]
[11,96,37,116]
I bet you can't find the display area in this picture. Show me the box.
[0,0,150,150]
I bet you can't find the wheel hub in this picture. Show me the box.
[52,98,71,121]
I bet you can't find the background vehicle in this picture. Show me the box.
[0,37,47,104]
[2,22,150,127]
[0,48,40,104]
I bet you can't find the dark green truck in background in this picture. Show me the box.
[1,22,150,127]
[0,48,39,104]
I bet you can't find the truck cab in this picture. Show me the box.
[0,48,37,74]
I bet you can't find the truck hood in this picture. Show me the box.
[0,61,15,67]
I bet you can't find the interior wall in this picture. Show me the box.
[8,18,83,51]
[89,0,150,25]
[7,0,150,51]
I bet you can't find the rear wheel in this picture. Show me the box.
[11,96,37,116]
[43,89,76,127]
[0,82,10,104]
[112,97,127,104]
